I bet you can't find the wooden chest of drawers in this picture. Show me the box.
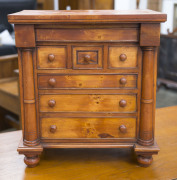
[8,10,166,167]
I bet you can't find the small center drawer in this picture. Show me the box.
[39,94,136,113]
[41,117,136,139]
[72,46,103,69]
[38,74,137,89]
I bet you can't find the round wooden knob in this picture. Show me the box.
[119,125,127,133]
[48,54,55,62]
[120,77,127,85]
[48,78,56,87]
[84,54,91,63]
[48,99,56,107]
[119,54,127,61]
[119,99,127,107]
[50,125,57,133]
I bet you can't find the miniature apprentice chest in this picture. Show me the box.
[8,10,166,167]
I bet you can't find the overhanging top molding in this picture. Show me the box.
[8,9,167,24]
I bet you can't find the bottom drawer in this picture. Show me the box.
[41,117,136,139]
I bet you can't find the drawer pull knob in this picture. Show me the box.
[119,125,127,133]
[50,125,57,133]
[48,99,56,107]
[48,54,55,62]
[84,54,91,64]
[120,77,127,85]
[48,78,56,87]
[119,54,127,61]
[119,99,127,107]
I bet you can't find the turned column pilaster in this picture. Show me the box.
[138,47,155,146]
[21,48,39,146]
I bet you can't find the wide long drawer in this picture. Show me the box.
[39,94,136,113]
[36,28,138,42]
[38,74,137,89]
[41,117,136,139]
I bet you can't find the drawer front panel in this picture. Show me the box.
[37,46,67,69]
[38,74,137,89]
[41,117,136,139]
[39,94,136,113]
[109,47,138,68]
[36,28,138,42]
[72,46,103,69]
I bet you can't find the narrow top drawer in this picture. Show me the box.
[36,28,139,42]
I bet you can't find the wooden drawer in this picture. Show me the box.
[108,46,138,68]
[36,28,139,42]
[41,117,136,139]
[39,94,136,113]
[38,74,137,89]
[72,46,103,69]
[37,46,67,69]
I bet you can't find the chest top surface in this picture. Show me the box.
[8,9,166,23]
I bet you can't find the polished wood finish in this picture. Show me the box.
[108,46,138,68]
[37,47,67,69]
[140,24,160,46]
[50,125,57,133]
[38,74,137,89]
[14,25,35,47]
[39,94,136,112]
[41,117,136,139]
[8,10,166,167]
[138,47,156,146]
[20,49,39,146]
[8,10,166,23]
[72,46,103,69]
[36,28,139,42]
[1,106,177,179]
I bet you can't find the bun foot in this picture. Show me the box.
[24,154,40,168]
[137,155,153,167]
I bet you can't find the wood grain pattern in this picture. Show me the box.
[39,94,137,113]
[36,28,139,42]
[8,9,166,167]
[14,25,35,47]
[21,49,39,146]
[37,46,67,69]
[140,23,160,46]
[72,46,103,69]
[38,74,137,89]
[41,117,136,139]
[138,47,155,146]
[109,46,138,68]
[8,9,167,23]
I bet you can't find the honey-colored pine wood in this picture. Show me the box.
[39,94,136,113]
[36,28,139,42]
[38,74,137,89]
[72,46,103,69]
[20,49,39,146]
[8,10,166,167]
[108,46,138,68]
[37,46,67,69]
[138,47,156,146]
[41,117,136,139]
